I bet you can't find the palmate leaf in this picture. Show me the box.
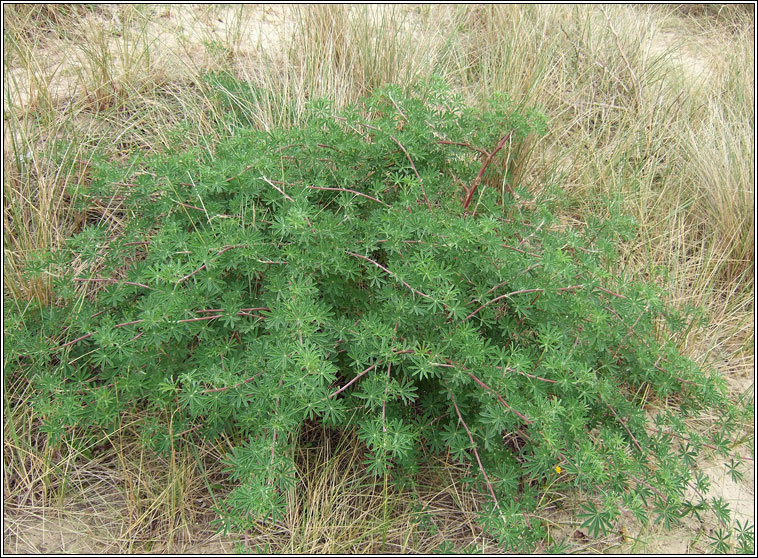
[578,501,615,538]
[735,519,755,555]
[726,457,745,483]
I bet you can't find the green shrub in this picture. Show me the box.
[7,78,750,552]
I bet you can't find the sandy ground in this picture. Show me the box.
[4,444,752,553]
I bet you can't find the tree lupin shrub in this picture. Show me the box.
[9,78,751,552]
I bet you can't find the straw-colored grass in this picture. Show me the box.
[3,4,753,553]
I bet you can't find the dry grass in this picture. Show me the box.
[3,4,754,553]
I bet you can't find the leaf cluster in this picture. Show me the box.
[8,78,750,552]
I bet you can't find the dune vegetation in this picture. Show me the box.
[3,5,753,553]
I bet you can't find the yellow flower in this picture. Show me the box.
[555,465,562,474]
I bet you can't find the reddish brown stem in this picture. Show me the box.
[445,379,500,507]
[177,201,206,211]
[480,279,512,298]
[652,363,697,386]
[385,92,408,122]
[177,311,264,324]
[464,288,542,322]
[346,251,433,300]
[176,244,247,284]
[595,286,626,299]
[317,143,341,152]
[202,371,265,394]
[501,244,542,258]
[176,315,221,324]
[329,362,380,398]
[386,133,432,211]
[269,376,284,476]
[261,176,294,202]
[465,285,584,321]
[606,404,644,453]
[505,366,556,384]
[611,304,650,361]
[529,291,542,306]
[382,362,391,432]
[55,318,145,350]
[436,140,489,157]
[646,426,754,461]
[332,116,431,210]
[176,200,232,218]
[462,131,514,212]
[177,423,204,437]
[308,185,390,207]
[465,370,532,424]
[56,332,96,349]
[196,307,269,314]
[177,264,206,284]
[74,277,153,290]
[225,163,256,182]
[55,310,262,351]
